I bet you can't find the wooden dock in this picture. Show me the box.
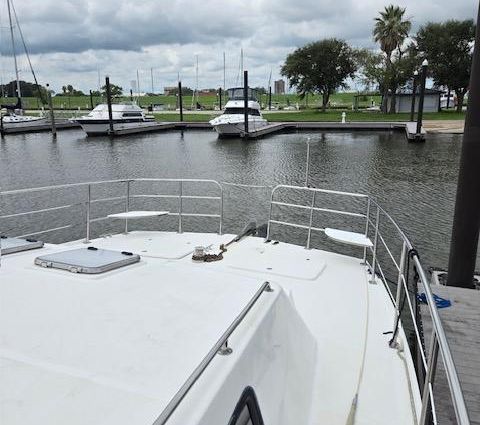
[420,285,480,424]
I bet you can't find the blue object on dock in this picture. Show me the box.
[417,293,452,309]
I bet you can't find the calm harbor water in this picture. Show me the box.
[0,128,474,271]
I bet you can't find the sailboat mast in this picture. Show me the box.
[7,0,21,102]
[223,51,226,93]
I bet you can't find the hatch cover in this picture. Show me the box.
[34,247,140,274]
[0,236,44,255]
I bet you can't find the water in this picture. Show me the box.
[0,128,473,271]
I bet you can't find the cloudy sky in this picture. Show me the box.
[0,0,477,94]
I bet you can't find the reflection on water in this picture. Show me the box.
[1,128,472,270]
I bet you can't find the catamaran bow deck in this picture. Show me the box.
[0,179,470,425]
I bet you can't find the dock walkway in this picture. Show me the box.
[420,285,480,424]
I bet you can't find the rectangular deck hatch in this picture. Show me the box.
[1,236,44,255]
[34,247,140,274]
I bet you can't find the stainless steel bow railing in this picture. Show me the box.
[266,184,470,425]
[0,178,224,242]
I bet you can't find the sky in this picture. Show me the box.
[0,0,477,94]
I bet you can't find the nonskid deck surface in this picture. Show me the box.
[0,231,420,425]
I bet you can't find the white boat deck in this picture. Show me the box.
[0,231,421,425]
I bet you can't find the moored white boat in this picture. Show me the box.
[2,113,47,128]
[210,88,268,136]
[0,179,469,425]
[74,103,155,136]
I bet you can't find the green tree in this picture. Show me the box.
[373,5,412,112]
[281,38,357,111]
[416,20,475,112]
[101,83,123,97]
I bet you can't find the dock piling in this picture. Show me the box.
[105,76,114,135]
[447,2,480,288]
[268,86,272,111]
[46,84,56,137]
[243,70,249,138]
[89,90,94,110]
[410,70,418,122]
[178,81,183,122]
[415,60,428,139]
[219,87,222,111]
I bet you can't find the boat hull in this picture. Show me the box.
[210,118,269,137]
[3,117,47,129]
[75,119,155,136]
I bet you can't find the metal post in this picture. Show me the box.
[305,137,311,187]
[178,181,183,233]
[85,184,91,243]
[89,90,94,110]
[306,191,316,249]
[410,71,418,122]
[219,187,223,235]
[447,2,480,288]
[362,198,371,264]
[178,81,183,122]
[266,189,275,241]
[105,76,114,135]
[243,70,249,137]
[268,86,272,111]
[391,242,407,335]
[46,84,56,137]
[370,207,380,283]
[125,180,130,234]
[416,60,428,136]
[419,332,439,425]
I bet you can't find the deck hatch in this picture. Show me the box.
[0,236,44,255]
[34,247,140,274]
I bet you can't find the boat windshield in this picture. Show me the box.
[224,107,261,116]
[227,88,258,101]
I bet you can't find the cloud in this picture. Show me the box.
[0,0,476,92]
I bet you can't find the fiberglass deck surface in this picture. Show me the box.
[1,231,420,425]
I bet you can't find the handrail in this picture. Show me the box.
[152,281,274,425]
[266,184,470,425]
[0,178,224,241]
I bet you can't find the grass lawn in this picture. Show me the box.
[153,110,466,123]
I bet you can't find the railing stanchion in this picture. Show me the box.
[363,197,371,264]
[370,206,380,283]
[85,184,91,243]
[266,188,275,241]
[306,191,316,249]
[390,241,407,341]
[125,180,130,234]
[419,331,439,425]
[219,186,223,235]
[178,181,183,233]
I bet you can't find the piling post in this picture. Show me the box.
[130,89,133,102]
[46,84,56,137]
[416,60,428,138]
[105,76,114,135]
[446,88,451,109]
[89,90,94,110]
[268,86,272,111]
[447,3,480,288]
[178,81,183,122]
[243,70,249,138]
[0,110,4,138]
[219,87,222,110]
[410,70,418,122]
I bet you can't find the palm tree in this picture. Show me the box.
[373,5,411,113]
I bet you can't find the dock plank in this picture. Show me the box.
[420,285,480,424]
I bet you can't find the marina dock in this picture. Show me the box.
[421,285,480,424]
[1,119,430,140]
